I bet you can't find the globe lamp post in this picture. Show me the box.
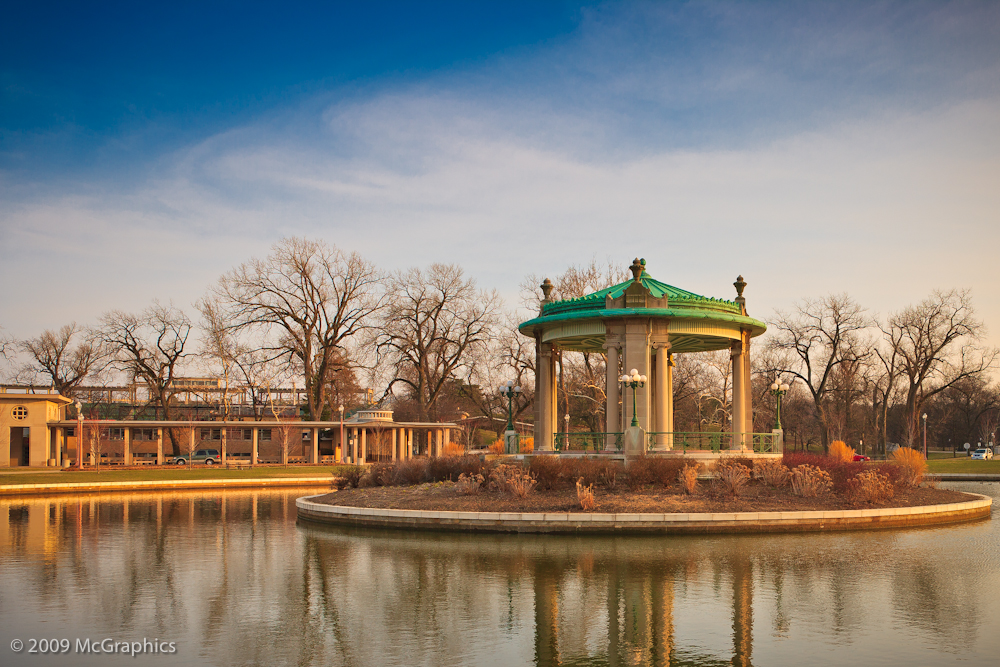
[922,412,928,459]
[499,381,521,432]
[769,381,790,430]
[620,369,647,428]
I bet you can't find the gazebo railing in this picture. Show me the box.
[646,432,782,454]
[553,432,623,453]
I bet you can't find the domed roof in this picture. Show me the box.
[518,259,767,353]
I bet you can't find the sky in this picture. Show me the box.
[2,1,999,356]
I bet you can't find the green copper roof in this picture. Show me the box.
[518,260,767,350]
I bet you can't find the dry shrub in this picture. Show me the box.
[754,459,791,487]
[715,459,751,496]
[444,441,465,456]
[678,463,700,495]
[829,440,856,463]
[370,462,396,486]
[891,447,927,487]
[528,455,564,490]
[846,470,895,505]
[790,465,833,497]
[576,477,597,511]
[456,472,485,495]
[519,437,534,454]
[598,461,620,490]
[784,451,864,493]
[391,458,428,485]
[333,466,364,489]
[357,469,376,488]
[626,457,688,489]
[491,464,536,498]
[427,455,485,482]
[488,440,505,455]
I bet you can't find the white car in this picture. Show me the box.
[971,448,993,460]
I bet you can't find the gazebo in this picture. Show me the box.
[518,258,775,456]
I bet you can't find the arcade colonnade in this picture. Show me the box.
[520,260,767,452]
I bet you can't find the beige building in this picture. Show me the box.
[0,388,456,467]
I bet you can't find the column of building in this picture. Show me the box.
[604,342,620,450]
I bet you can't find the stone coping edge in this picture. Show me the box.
[295,493,993,535]
[0,477,334,496]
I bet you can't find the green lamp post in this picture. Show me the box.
[499,380,521,432]
[770,380,790,430]
[619,368,647,428]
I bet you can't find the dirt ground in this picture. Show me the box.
[311,482,976,514]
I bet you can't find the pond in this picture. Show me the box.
[1,483,997,666]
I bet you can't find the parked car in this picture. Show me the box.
[172,449,221,465]
[852,454,871,462]
[971,448,993,460]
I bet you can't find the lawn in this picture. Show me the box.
[925,458,1000,474]
[0,465,349,486]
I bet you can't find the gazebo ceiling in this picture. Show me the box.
[518,259,767,351]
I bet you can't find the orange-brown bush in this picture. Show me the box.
[427,455,486,482]
[754,459,791,487]
[845,470,895,505]
[456,472,485,495]
[678,463,700,495]
[626,457,688,489]
[528,455,564,490]
[490,463,536,497]
[715,459,751,496]
[790,465,833,497]
[891,447,927,487]
[444,441,465,456]
[829,440,856,463]
[576,477,597,511]
[488,440,505,455]
[391,458,429,485]
[519,437,534,454]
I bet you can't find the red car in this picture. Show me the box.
[852,454,871,462]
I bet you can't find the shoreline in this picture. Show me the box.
[296,492,993,534]
[0,476,335,496]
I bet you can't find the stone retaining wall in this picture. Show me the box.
[296,493,992,534]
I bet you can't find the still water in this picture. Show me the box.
[1,484,998,667]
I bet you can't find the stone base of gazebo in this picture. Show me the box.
[497,449,782,472]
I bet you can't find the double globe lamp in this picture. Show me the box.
[619,369,647,428]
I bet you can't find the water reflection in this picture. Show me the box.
[1,485,998,667]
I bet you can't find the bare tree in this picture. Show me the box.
[16,324,104,396]
[884,289,998,446]
[377,264,501,423]
[97,303,192,452]
[765,294,870,451]
[211,237,384,421]
[464,311,536,438]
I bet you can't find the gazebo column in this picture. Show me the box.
[666,354,675,440]
[123,427,132,466]
[623,322,651,432]
[391,428,398,461]
[604,342,620,450]
[653,342,671,449]
[360,428,367,464]
[742,330,753,437]
[731,338,747,449]
[156,427,163,465]
[536,342,557,451]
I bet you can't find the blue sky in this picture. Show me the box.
[2,1,999,353]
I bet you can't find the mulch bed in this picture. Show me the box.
[310,482,977,514]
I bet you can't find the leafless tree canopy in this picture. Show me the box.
[377,264,501,422]
[211,237,384,420]
[884,289,998,445]
[96,303,192,424]
[765,294,870,450]
[17,323,104,396]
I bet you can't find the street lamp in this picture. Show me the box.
[922,412,928,458]
[619,368,647,428]
[769,380,790,430]
[75,401,84,470]
[564,413,570,433]
[499,380,521,432]
[338,404,345,464]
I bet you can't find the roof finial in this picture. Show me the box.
[629,258,644,281]
[540,278,553,299]
[734,275,747,312]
